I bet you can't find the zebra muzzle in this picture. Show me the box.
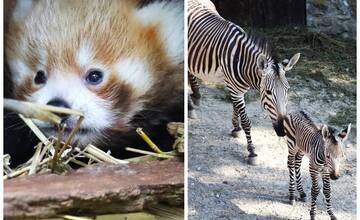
[273,118,285,137]
[330,172,340,180]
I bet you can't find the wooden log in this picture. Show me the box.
[4,158,184,219]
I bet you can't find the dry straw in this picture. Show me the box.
[3,98,182,179]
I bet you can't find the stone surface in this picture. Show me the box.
[4,158,184,219]
[307,0,356,39]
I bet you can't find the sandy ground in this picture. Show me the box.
[188,86,356,220]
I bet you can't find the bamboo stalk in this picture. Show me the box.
[63,148,84,164]
[52,126,65,172]
[81,152,103,163]
[85,144,128,164]
[19,114,49,144]
[61,215,92,220]
[57,116,84,158]
[4,98,83,117]
[3,155,13,175]
[28,143,43,175]
[5,99,62,125]
[69,159,88,167]
[39,141,54,163]
[136,128,164,154]
[3,157,51,180]
[125,155,159,162]
[125,147,174,159]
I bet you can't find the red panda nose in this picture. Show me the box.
[46,98,71,123]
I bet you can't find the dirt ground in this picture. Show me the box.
[188,85,356,220]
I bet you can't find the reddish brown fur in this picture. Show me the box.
[14,75,36,100]
[6,0,176,96]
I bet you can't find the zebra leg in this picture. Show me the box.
[231,104,242,137]
[189,73,201,106]
[309,166,320,220]
[188,95,198,119]
[188,72,200,119]
[322,173,337,220]
[287,152,296,205]
[294,152,306,202]
[231,95,257,165]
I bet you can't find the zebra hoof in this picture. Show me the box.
[192,98,200,106]
[189,110,198,119]
[247,155,258,166]
[289,195,295,205]
[299,193,306,202]
[190,94,200,106]
[330,216,337,220]
[231,129,241,138]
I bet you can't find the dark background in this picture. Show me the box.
[210,0,306,27]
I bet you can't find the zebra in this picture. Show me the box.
[188,0,300,165]
[284,111,351,220]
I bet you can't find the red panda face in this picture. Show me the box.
[5,0,184,145]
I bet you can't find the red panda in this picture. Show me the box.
[5,0,184,158]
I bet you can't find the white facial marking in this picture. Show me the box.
[29,71,114,145]
[36,48,48,73]
[135,1,184,65]
[8,59,32,84]
[76,42,93,67]
[115,57,153,93]
[13,0,34,21]
[38,48,47,66]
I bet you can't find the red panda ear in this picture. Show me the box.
[140,24,164,59]
[142,25,158,43]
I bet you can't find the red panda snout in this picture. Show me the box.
[46,98,71,123]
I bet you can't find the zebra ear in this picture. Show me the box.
[321,125,330,138]
[339,123,351,141]
[257,54,268,72]
[284,53,300,72]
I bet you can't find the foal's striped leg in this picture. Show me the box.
[287,150,296,205]
[309,165,320,220]
[294,151,306,201]
[322,172,337,220]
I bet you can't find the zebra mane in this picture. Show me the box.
[247,31,280,73]
[299,110,313,122]
[299,110,322,130]
[299,111,337,134]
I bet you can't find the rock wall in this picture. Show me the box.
[209,0,356,39]
[306,0,356,39]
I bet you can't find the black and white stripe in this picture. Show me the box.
[188,0,300,164]
[284,111,350,220]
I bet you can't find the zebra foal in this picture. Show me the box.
[284,111,351,220]
[188,0,300,165]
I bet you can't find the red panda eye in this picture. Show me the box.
[34,70,47,85]
[86,69,104,85]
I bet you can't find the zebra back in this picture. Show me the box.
[285,111,325,162]
[188,0,279,91]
